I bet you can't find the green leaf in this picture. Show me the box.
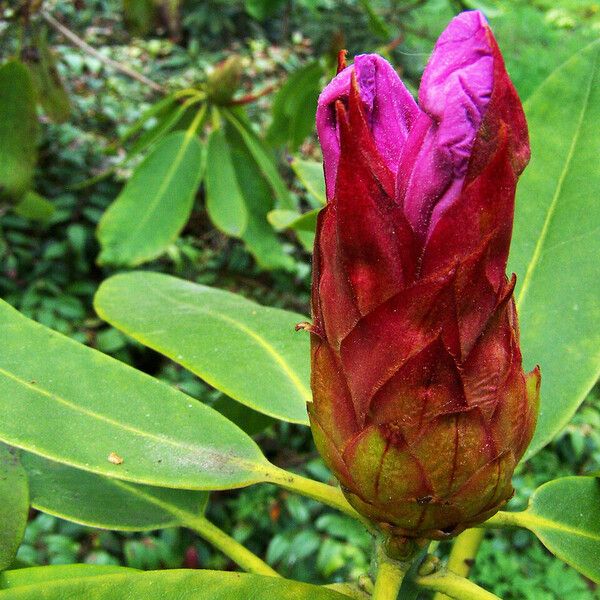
[290,157,326,205]
[357,0,392,39]
[268,208,318,252]
[126,97,202,159]
[205,127,248,236]
[24,28,71,123]
[13,191,55,223]
[267,61,322,151]
[508,41,600,458]
[97,130,203,267]
[0,61,38,204]
[269,208,320,234]
[0,299,270,490]
[22,452,209,531]
[222,118,295,271]
[0,445,28,571]
[94,272,311,424]
[516,477,600,583]
[223,108,296,210]
[0,565,136,590]
[120,93,178,144]
[0,569,347,599]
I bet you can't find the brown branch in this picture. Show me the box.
[41,10,165,94]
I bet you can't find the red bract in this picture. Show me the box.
[308,11,540,540]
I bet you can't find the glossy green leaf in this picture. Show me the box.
[13,191,55,223]
[508,41,600,458]
[97,130,203,267]
[290,157,326,205]
[223,108,295,210]
[516,477,600,583]
[94,272,311,424]
[205,127,248,236]
[0,566,136,590]
[0,445,28,571]
[0,569,347,599]
[0,61,38,203]
[25,28,71,123]
[22,452,208,531]
[0,299,270,490]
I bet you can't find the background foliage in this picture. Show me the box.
[0,0,599,598]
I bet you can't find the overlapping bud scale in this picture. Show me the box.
[308,11,539,539]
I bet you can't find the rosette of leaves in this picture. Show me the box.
[97,55,297,271]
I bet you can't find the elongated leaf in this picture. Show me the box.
[25,28,71,123]
[0,299,269,490]
[223,119,295,271]
[223,108,295,210]
[516,477,600,583]
[126,97,201,159]
[0,445,28,571]
[0,569,347,599]
[23,453,208,531]
[290,158,326,205]
[267,61,322,151]
[94,272,311,424]
[205,127,248,236]
[508,41,600,458]
[0,61,38,203]
[97,130,203,267]
[0,566,136,590]
[120,93,178,143]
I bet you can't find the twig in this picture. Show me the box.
[41,11,165,94]
[227,84,277,106]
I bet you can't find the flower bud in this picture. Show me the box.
[308,11,539,540]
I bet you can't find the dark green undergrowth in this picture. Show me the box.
[1,0,599,597]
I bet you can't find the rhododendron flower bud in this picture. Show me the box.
[308,10,540,540]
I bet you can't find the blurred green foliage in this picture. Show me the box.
[1,0,599,597]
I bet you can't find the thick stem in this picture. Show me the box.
[372,546,407,600]
[265,465,372,528]
[185,514,279,577]
[417,571,501,600]
[432,528,485,600]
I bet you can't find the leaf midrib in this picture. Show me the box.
[141,286,312,405]
[114,127,199,253]
[516,45,599,310]
[0,366,259,476]
[525,511,600,542]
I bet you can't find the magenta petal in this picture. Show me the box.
[316,54,419,200]
[399,11,494,239]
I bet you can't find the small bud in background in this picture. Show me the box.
[309,11,540,541]
[205,56,244,106]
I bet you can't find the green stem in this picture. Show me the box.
[417,571,501,600]
[265,465,372,528]
[479,510,526,529]
[432,528,485,600]
[185,514,279,577]
[372,547,406,600]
